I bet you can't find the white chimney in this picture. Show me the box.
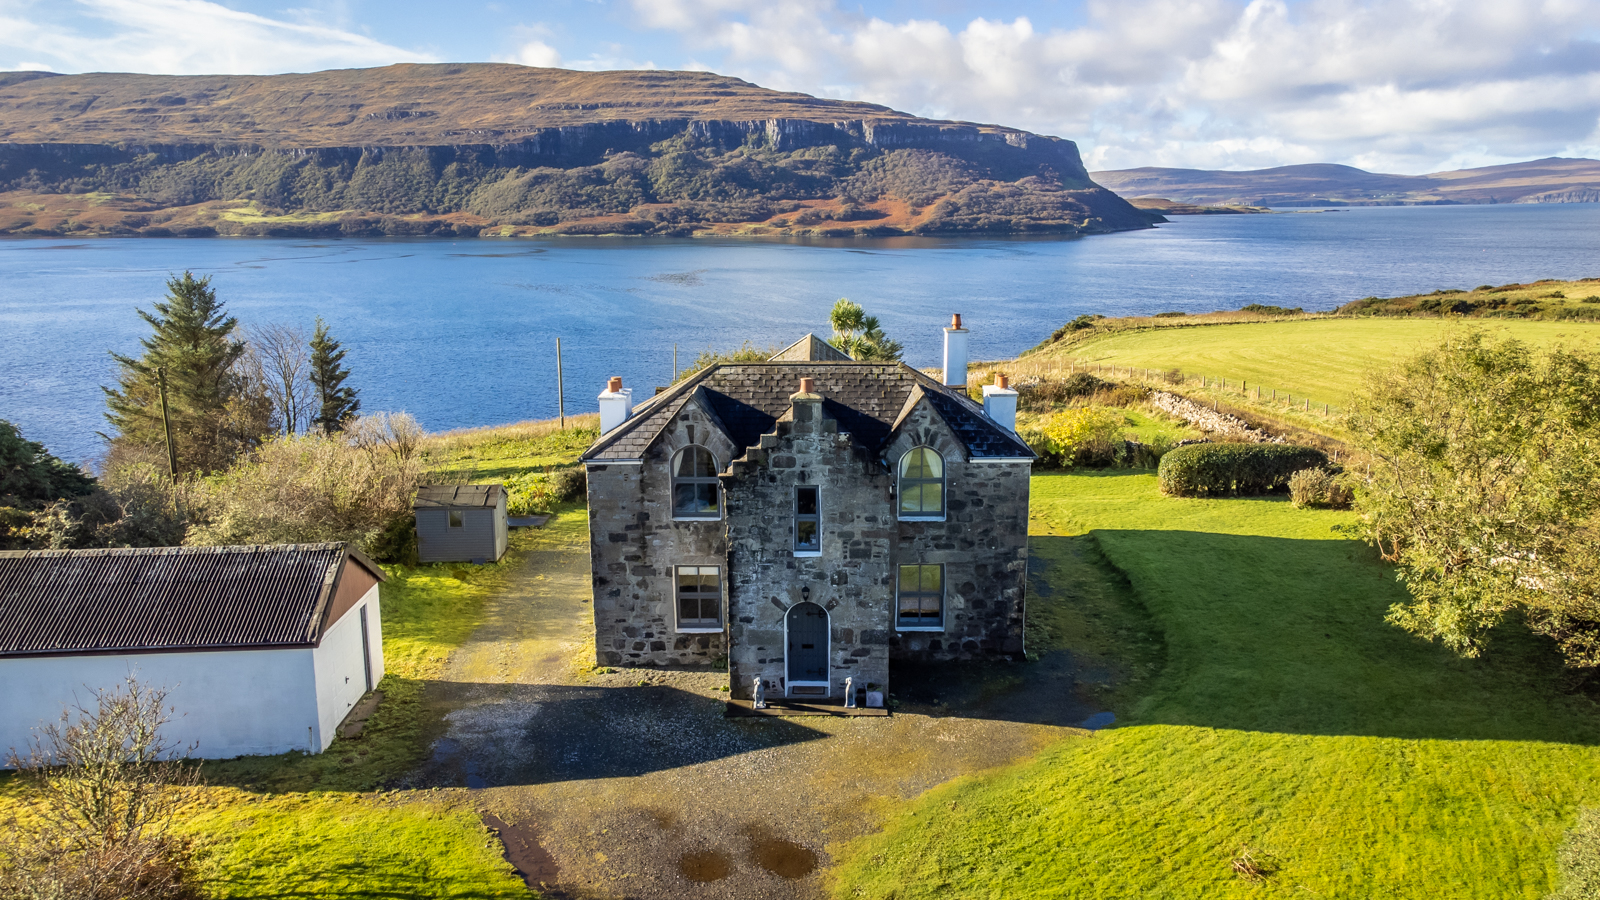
[943,313,968,388]
[983,373,1019,433]
[598,376,634,434]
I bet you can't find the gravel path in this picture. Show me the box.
[421,538,1101,899]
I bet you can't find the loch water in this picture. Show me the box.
[3,202,1597,462]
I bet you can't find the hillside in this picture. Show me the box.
[0,64,1155,238]
[1092,157,1600,207]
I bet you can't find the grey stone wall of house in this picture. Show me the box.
[586,396,738,668]
[725,394,893,701]
[884,403,1030,661]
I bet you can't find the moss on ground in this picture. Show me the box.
[829,472,1600,898]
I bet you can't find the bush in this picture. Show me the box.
[504,467,585,516]
[1024,408,1126,467]
[1016,373,1110,411]
[1158,443,1329,497]
[1288,467,1352,509]
[184,417,422,561]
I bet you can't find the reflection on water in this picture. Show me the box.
[3,203,1598,461]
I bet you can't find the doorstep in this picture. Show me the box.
[724,699,889,718]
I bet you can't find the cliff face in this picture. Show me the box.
[0,65,1155,239]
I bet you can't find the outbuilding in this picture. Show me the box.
[414,484,508,564]
[0,543,385,760]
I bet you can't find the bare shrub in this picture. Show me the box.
[1230,845,1277,883]
[0,678,202,900]
[186,426,420,560]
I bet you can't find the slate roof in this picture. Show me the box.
[0,543,385,658]
[770,333,854,362]
[583,354,1034,463]
[414,484,504,509]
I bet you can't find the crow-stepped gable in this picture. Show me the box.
[581,321,1031,703]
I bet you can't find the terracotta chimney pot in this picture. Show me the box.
[607,376,623,392]
[951,313,962,329]
[996,373,1009,390]
[800,377,815,393]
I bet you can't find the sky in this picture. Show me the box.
[1,0,1598,173]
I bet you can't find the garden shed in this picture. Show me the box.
[0,543,385,760]
[414,484,508,564]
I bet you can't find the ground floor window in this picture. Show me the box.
[676,565,723,630]
[897,564,944,628]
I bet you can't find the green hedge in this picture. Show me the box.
[1157,443,1329,497]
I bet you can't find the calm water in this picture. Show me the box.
[3,203,1597,462]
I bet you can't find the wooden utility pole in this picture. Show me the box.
[555,338,566,429]
[673,344,678,382]
[156,366,177,476]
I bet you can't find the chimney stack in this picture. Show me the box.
[598,376,634,434]
[943,313,968,389]
[983,373,1019,433]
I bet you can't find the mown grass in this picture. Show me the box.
[995,317,1600,415]
[187,790,527,898]
[830,471,1600,899]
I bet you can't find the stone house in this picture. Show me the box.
[581,319,1033,702]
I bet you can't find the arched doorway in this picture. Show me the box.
[785,602,830,696]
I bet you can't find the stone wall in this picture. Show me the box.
[884,402,1030,661]
[586,396,738,667]
[724,395,894,700]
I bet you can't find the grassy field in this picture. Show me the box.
[830,472,1600,898]
[1003,317,1600,412]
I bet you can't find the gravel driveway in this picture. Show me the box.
[421,534,1103,899]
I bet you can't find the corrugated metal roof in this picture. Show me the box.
[414,484,504,508]
[0,543,382,658]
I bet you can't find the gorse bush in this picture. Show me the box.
[1023,408,1127,468]
[1288,467,1352,509]
[1158,443,1329,497]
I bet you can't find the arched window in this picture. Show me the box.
[898,447,944,518]
[672,446,721,518]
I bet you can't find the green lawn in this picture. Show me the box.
[1037,318,1600,412]
[829,472,1600,899]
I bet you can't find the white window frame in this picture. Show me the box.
[671,446,722,521]
[674,565,724,633]
[895,563,945,631]
[793,484,822,557]
[896,446,947,522]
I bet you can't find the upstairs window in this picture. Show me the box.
[794,485,820,553]
[898,447,945,518]
[676,565,723,630]
[672,446,720,519]
[897,564,944,628]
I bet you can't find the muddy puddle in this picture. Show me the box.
[744,825,819,879]
[677,849,733,882]
[483,813,561,892]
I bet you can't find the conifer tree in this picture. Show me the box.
[309,318,360,435]
[103,272,268,473]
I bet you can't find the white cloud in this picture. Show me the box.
[509,39,563,68]
[0,0,431,75]
[627,0,1600,172]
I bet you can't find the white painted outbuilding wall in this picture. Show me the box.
[0,584,382,761]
